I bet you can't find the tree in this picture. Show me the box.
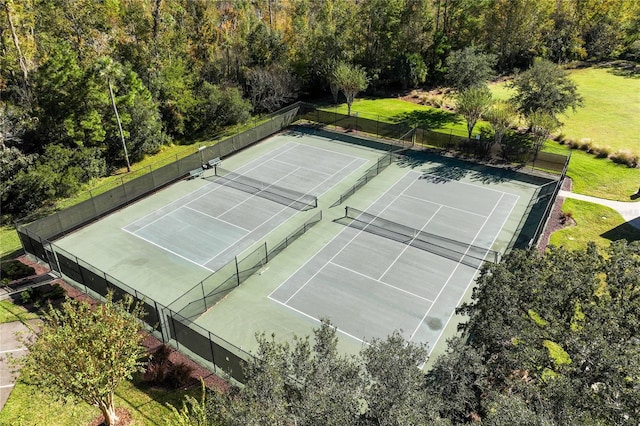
[331,62,368,116]
[527,110,560,156]
[458,242,640,424]
[445,46,496,90]
[246,65,299,113]
[484,100,516,148]
[17,292,147,426]
[426,337,487,423]
[509,58,582,118]
[454,85,493,139]
[362,331,436,425]
[96,57,131,172]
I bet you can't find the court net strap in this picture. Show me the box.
[210,167,317,211]
[342,206,499,268]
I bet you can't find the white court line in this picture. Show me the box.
[423,193,519,361]
[269,170,415,305]
[409,192,507,345]
[267,296,367,345]
[123,143,302,233]
[270,158,333,177]
[289,140,364,161]
[0,384,16,389]
[0,348,26,354]
[183,206,251,233]
[122,228,215,272]
[329,261,434,303]
[400,193,488,218]
[282,179,413,305]
[378,205,442,282]
[203,157,365,267]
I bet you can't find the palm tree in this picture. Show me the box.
[97,57,131,172]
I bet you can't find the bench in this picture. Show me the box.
[206,157,221,169]
[188,167,204,179]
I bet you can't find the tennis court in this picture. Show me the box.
[269,169,518,356]
[122,142,367,271]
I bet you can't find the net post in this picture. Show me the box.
[344,206,348,218]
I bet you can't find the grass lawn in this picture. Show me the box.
[541,142,640,200]
[0,300,40,324]
[323,98,474,138]
[549,198,640,251]
[489,64,640,156]
[0,375,198,425]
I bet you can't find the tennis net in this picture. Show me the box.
[340,206,499,268]
[209,167,318,211]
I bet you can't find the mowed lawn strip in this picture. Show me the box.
[0,377,197,426]
[549,198,640,251]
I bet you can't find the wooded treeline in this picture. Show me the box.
[1,0,639,216]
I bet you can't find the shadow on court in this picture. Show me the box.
[396,150,556,187]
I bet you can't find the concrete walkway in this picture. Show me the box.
[559,190,640,230]
[0,319,40,411]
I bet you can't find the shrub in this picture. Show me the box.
[609,150,639,168]
[1,260,35,281]
[146,344,173,384]
[41,283,65,301]
[578,139,593,152]
[166,362,195,389]
[593,145,611,158]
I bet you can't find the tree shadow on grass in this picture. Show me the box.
[391,109,462,129]
[600,220,640,242]
[598,60,640,79]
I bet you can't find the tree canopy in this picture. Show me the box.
[510,58,583,118]
[16,292,147,426]
[3,0,637,217]
[191,242,640,425]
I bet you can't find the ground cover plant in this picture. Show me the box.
[549,198,640,251]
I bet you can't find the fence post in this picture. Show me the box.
[201,281,207,310]
[264,242,268,264]
[235,257,240,286]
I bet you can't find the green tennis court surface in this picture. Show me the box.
[53,126,552,361]
[122,142,366,271]
[269,169,517,360]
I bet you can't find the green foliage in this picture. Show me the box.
[542,340,572,367]
[362,331,433,425]
[17,291,148,426]
[399,52,428,89]
[454,85,493,139]
[0,259,35,281]
[527,309,548,327]
[510,58,583,118]
[191,83,252,136]
[331,62,368,116]
[425,337,487,423]
[166,380,209,426]
[207,320,449,425]
[445,46,496,90]
[459,242,640,424]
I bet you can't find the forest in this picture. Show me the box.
[1,0,639,218]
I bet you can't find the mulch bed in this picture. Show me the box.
[537,177,573,252]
